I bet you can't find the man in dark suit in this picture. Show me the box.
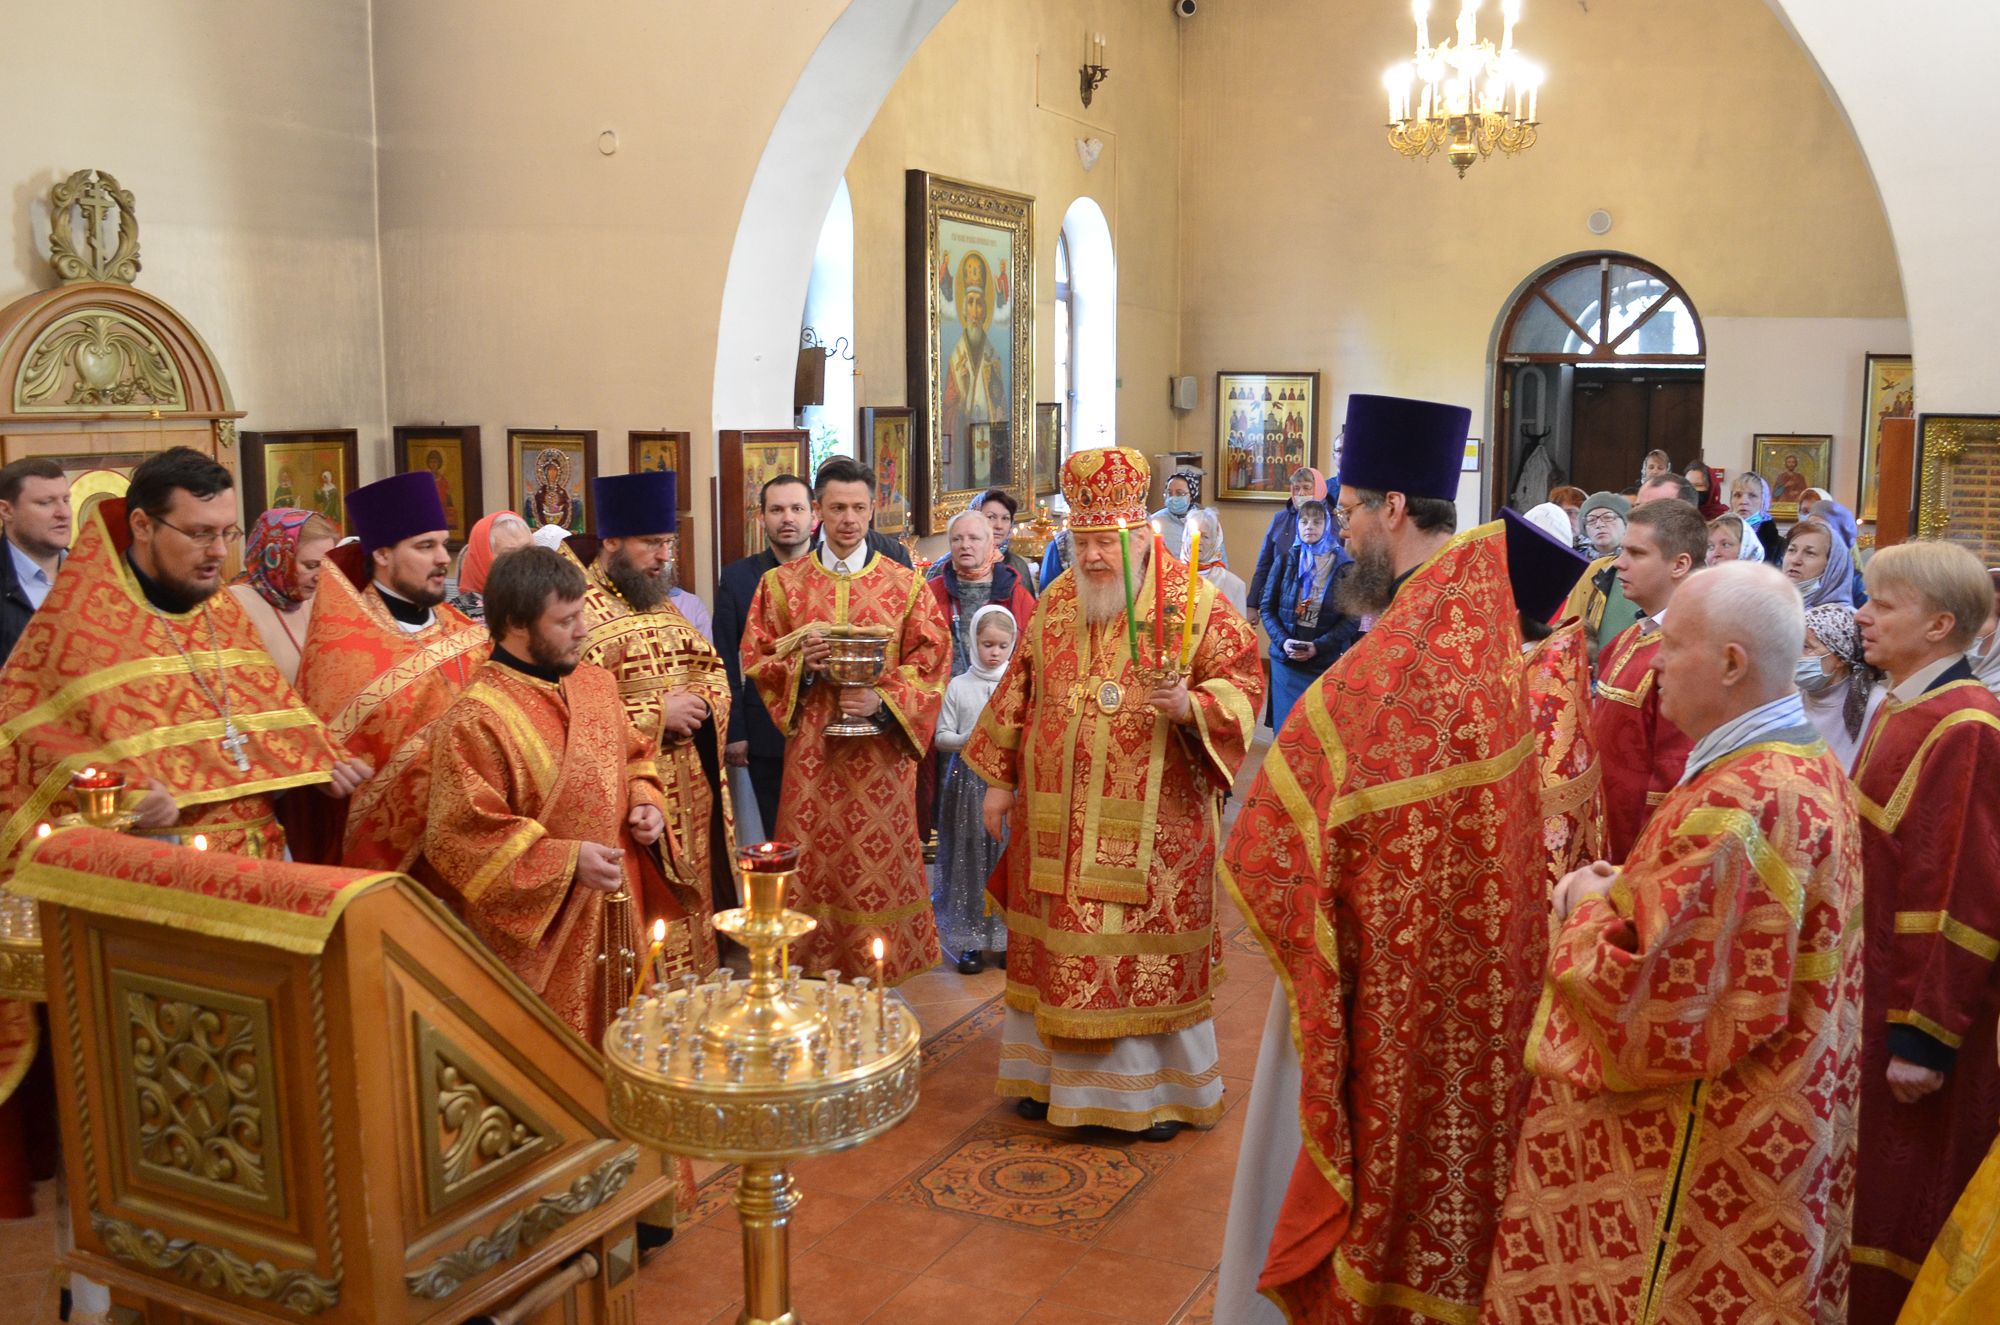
[715,473,816,843]
[0,457,71,664]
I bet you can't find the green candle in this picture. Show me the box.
[1118,519,1141,664]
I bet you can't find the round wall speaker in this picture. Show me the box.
[1586,209,1613,235]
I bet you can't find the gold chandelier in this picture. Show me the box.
[1384,1,1543,177]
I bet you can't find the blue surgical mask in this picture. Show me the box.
[1795,654,1836,693]
[1166,495,1192,517]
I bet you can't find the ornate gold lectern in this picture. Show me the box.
[15,826,673,1324]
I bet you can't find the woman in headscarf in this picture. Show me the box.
[1247,465,1325,617]
[450,510,533,622]
[1520,501,1576,548]
[1151,464,1228,569]
[1796,602,1883,772]
[1781,515,1856,608]
[1259,497,1361,729]
[1707,514,1765,565]
[1684,460,1727,520]
[1728,471,1786,561]
[228,508,338,682]
[1191,507,1248,619]
[1804,494,1866,603]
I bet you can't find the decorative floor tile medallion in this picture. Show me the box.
[887,1121,1171,1240]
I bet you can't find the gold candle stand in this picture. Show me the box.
[603,841,920,1325]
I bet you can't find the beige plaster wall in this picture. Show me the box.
[0,0,388,456]
[845,0,1186,546]
[370,0,850,591]
[1176,0,1906,572]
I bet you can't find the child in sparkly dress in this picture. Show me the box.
[932,604,1017,974]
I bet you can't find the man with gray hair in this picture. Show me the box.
[1485,561,1865,1323]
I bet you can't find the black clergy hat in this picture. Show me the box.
[593,471,678,537]
[347,470,448,555]
[1337,393,1470,502]
[1502,507,1591,623]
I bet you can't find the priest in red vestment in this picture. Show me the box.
[739,457,951,985]
[0,450,366,1216]
[416,546,667,1045]
[1218,395,1545,1325]
[1846,540,2000,1323]
[294,471,488,868]
[572,471,731,983]
[1483,562,1864,1325]
[1592,498,1706,860]
[1505,507,1606,892]
[963,447,1262,1140]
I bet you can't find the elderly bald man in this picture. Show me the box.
[1485,562,1865,1325]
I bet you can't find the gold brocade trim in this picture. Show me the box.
[1004,983,1214,1041]
[1263,740,1326,879]
[1889,1007,1963,1049]
[0,712,331,860]
[1322,733,1535,830]
[797,896,931,928]
[1219,857,1353,1208]
[1594,624,1661,707]
[462,821,549,905]
[1793,948,1842,981]
[1539,760,1602,819]
[328,620,487,744]
[10,856,396,955]
[1000,907,1213,957]
[1895,910,2000,961]
[1855,705,2000,833]
[996,1050,1224,1092]
[1852,1245,1926,1281]
[462,681,558,798]
[0,1006,39,1107]
[995,1078,1228,1131]
[1331,1250,1479,1325]
[0,648,270,745]
[1674,807,1803,923]
[1639,1081,1708,1325]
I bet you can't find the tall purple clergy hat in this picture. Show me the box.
[347,470,448,556]
[593,471,677,538]
[1502,507,1591,622]
[1336,393,1471,502]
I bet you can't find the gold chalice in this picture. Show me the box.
[822,631,892,738]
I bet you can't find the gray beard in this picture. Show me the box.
[1076,572,1129,624]
[606,557,671,612]
[1337,539,1398,617]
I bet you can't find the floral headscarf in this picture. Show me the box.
[1803,602,1881,737]
[1169,465,1206,506]
[236,507,317,610]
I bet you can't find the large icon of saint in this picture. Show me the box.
[942,249,1008,489]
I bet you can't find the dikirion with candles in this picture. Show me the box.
[962,446,1266,1141]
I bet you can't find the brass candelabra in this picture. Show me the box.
[0,768,140,1000]
[603,841,920,1325]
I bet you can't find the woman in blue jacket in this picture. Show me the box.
[1260,498,1362,730]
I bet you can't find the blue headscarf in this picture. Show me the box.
[1291,501,1341,599]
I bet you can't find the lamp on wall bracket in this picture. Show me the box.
[1385,1,1543,178]
[1080,30,1109,107]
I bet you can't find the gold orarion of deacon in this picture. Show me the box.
[602,839,921,1325]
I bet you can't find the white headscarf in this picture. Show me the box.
[1522,502,1575,545]
[532,524,570,551]
[964,603,1018,683]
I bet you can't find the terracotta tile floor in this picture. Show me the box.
[10,739,1276,1325]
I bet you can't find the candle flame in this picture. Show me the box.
[81,767,95,780]
[35,823,50,840]
[872,937,885,960]
[652,918,667,942]
[191,834,208,851]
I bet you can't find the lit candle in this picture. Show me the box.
[1412,0,1429,51]
[1180,526,1201,670]
[1150,523,1167,665]
[631,918,667,1007]
[872,936,886,992]
[1117,519,1141,665]
[191,834,208,851]
[872,936,889,1046]
[1502,0,1519,50]
[34,823,50,841]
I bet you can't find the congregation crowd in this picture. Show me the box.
[0,386,1993,1324]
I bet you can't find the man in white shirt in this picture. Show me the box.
[0,457,70,662]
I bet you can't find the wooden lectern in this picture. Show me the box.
[13,826,673,1325]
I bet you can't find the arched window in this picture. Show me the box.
[1500,253,1704,361]
[800,178,855,469]
[1059,198,1116,455]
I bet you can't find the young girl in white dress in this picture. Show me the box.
[931,604,1017,974]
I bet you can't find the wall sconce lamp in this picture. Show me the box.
[1080,31,1109,107]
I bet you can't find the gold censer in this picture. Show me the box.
[603,841,920,1325]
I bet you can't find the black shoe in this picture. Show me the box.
[637,1221,675,1254]
[991,949,1008,971]
[1136,1121,1183,1142]
[1016,1097,1050,1121]
[955,950,985,975]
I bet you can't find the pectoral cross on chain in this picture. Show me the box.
[219,723,251,774]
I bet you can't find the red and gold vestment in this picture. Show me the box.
[1847,668,2000,1323]
[963,550,1260,1046]
[1223,522,1545,1324]
[575,559,732,981]
[415,660,666,1046]
[1592,621,1692,861]
[1527,618,1606,891]
[294,550,487,869]
[740,552,949,985]
[1482,736,1863,1325]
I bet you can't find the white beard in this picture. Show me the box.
[1077,573,1126,623]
